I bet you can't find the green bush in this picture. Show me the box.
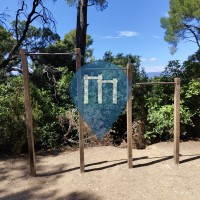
[0,73,75,154]
[145,104,193,142]
[0,77,26,153]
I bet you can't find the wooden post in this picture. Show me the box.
[21,49,36,177]
[174,78,180,164]
[76,48,84,173]
[127,63,133,168]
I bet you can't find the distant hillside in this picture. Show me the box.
[146,72,162,78]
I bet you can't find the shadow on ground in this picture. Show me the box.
[37,153,200,175]
[57,192,101,200]
[37,155,172,175]
[1,152,200,181]
[1,188,100,200]
[180,154,200,164]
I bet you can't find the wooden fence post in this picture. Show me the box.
[174,78,180,164]
[21,49,36,177]
[127,63,133,168]
[76,48,84,173]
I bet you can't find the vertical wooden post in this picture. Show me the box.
[21,49,36,177]
[76,48,84,173]
[174,78,180,164]
[127,63,133,168]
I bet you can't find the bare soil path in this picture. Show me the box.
[1,141,200,200]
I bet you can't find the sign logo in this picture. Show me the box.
[70,61,131,139]
[83,74,118,104]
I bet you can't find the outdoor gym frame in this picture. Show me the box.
[136,78,181,165]
[21,48,180,177]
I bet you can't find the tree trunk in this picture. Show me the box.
[76,0,88,63]
[76,0,81,48]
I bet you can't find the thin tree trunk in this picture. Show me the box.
[76,0,88,63]
[80,0,88,61]
[76,0,81,48]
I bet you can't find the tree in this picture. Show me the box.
[0,0,56,73]
[182,49,200,81]
[11,21,60,53]
[161,60,183,79]
[160,0,200,54]
[145,53,200,142]
[182,50,200,137]
[66,0,108,61]
[0,22,59,77]
[30,29,93,102]
[0,26,14,67]
[33,29,93,71]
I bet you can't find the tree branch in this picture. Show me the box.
[0,0,56,72]
[183,23,200,48]
[15,1,26,41]
[0,11,10,27]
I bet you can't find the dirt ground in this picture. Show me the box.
[0,141,200,200]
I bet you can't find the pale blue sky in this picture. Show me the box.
[1,0,199,72]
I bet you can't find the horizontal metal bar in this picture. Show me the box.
[83,67,127,70]
[136,82,174,85]
[26,52,75,56]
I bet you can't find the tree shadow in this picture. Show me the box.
[0,158,29,181]
[1,186,59,200]
[57,191,101,200]
[36,148,78,157]
[1,187,100,200]
[0,168,9,182]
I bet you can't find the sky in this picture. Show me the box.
[1,0,199,72]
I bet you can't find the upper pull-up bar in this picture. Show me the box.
[26,52,75,56]
[83,67,127,70]
[136,82,174,85]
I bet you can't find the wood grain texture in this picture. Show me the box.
[76,48,85,173]
[127,63,133,168]
[174,78,180,164]
[21,49,36,177]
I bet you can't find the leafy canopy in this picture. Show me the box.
[160,0,200,54]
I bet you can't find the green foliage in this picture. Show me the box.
[11,21,60,52]
[0,77,26,153]
[34,30,93,71]
[184,79,200,136]
[161,60,183,79]
[0,21,59,74]
[31,83,62,148]
[102,52,149,140]
[0,26,14,63]
[185,79,200,99]
[182,50,200,82]
[1,1,200,153]
[146,52,200,142]
[0,69,76,153]
[160,0,200,53]
[145,104,193,141]
[56,67,74,107]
